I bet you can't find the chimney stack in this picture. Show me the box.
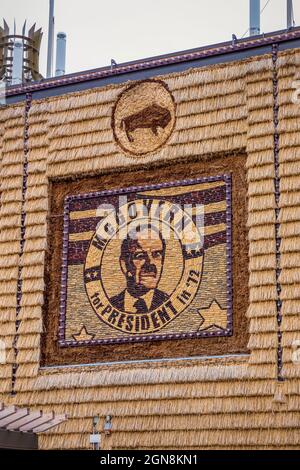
[55,32,67,76]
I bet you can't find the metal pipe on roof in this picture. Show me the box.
[55,32,66,76]
[47,0,55,77]
[250,0,260,36]
[287,0,294,29]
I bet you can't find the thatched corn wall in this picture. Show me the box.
[0,51,300,449]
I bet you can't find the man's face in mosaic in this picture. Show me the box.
[120,227,165,295]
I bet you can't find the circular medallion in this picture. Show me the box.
[112,80,176,156]
[84,199,203,335]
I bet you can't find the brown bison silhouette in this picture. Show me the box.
[120,104,171,142]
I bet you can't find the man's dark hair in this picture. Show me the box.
[120,223,166,261]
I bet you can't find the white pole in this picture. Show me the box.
[250,0,260,36]
[55,32,66,76]
[47,0,55,78]
[12,41,23,85]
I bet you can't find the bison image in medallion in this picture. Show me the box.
[120,104,172,142]
[112,80,176,156]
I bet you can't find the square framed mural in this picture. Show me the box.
[58,174,233,347]
[43,155,249,366]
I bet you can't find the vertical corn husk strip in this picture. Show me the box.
[13,101,50,382]
[245,57,278,381]
[0,104,25,395]
[277,49,300,385]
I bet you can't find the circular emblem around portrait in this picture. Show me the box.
[84,199,203,336]
[112,80,176,156]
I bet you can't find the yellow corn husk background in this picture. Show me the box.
[0,51,300,449]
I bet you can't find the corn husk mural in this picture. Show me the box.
[0,44,299,449]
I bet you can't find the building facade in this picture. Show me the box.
[1,28,300,449]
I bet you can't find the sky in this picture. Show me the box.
[1,0,300,77]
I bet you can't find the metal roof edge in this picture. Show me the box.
[3,26,300,104]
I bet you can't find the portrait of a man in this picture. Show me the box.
[110,224,169,313]
[62,175,231,344]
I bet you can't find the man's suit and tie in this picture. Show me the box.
[110,288,169,313]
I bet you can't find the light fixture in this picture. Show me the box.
[90,415,101,450]
[104,415,112,435]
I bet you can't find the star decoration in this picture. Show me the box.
[197,300,228,331]
[185,243,203,258]
[72,325,95,342]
